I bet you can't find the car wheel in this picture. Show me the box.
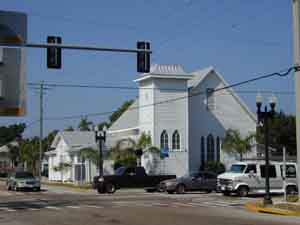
[7,185,11,191]
[35,187,41,192]
[286,186,298,195]
[167,190,174,194]
[176,184,185,194]
[206,189,212,193]
[237,186,249,197]
[105,183,116,194]
[14,185,19,192]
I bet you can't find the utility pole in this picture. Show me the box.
[292,0,300,199]
[39,81,44,179]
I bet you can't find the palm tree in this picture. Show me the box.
[222,129,255,161]
[7,143,20,168]
[109,132,159,168]
[79,147,99,182]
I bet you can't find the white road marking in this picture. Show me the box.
[28,208,40,211]
[0,207,16,212]
[65,206,81,209]
[85,205,104,209]
[151,203,169,207]
[173,202,196,207]
[45,206,60,210]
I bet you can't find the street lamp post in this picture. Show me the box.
[256,94,277,205]
[94,125,107,193]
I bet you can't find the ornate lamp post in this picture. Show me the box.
[94,125,107,192]
[256,93,277,205]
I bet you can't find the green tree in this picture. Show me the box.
[78,117,93,131]
[0,123,26,145]
[257,111,296,155]
[43,130,59,152]
[222,129,255,161]
[7,143,20,167]
[20,137,40,175]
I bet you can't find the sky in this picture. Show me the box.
[0,0,297,138]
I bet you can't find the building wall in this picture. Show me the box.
[151,78,189,176]
[139,79,155,139]
[48,138,72,181]
[188,71,257,172]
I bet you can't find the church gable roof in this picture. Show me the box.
[189,67,256,123]
[108,99,139,133]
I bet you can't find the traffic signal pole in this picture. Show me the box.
[0,42,152,54]
[292,0,300,200]
[39,81,44,179]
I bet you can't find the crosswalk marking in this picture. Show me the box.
[0,199,246,213]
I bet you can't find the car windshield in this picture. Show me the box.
[230,165,246,173]
[15,172,34,179]
[115,167,126,176]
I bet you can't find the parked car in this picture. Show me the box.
[6,171,41,191]
[159,171,217,194]
[93,166,176,194]
[217,160,298,197]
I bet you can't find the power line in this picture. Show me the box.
[43,66,296,121]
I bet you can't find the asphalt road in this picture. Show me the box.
[0,182,299,225]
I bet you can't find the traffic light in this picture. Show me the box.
[137,41,150,73]
[0,10,27,116]
[47,36,62,69]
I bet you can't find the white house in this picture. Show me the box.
[46,131,113,183]
[108,64,257,177]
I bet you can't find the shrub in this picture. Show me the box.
[201,161,225,174]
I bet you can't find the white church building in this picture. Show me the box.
[46,64,258,182]
[108,64,257,177]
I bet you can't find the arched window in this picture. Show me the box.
[160,130,169,150]
[207,134,215,161]
[201,136,205,165]
[172,130,180,150]
[216,137,220,162]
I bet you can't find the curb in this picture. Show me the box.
[245,202,300,216]
[42,182,92,192]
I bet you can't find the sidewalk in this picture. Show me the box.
[246,197,300,216]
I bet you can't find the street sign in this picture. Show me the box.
[160,148,169,159]
[0,10,27,116]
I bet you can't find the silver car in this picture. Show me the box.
[159,172,217,194]
[6,171,41,191]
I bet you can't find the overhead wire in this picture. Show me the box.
[42,66,296,121]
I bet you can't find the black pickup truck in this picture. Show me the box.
[93,166,176,194]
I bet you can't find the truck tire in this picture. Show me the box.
[223,191,231,196]
[105,183,116,194]
[167,190,174,194]
[176,184,185,194]
[237,186,249,197]
[97,185,106,194]
[286,186,298,195]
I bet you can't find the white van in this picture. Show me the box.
[217,160,298,197]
